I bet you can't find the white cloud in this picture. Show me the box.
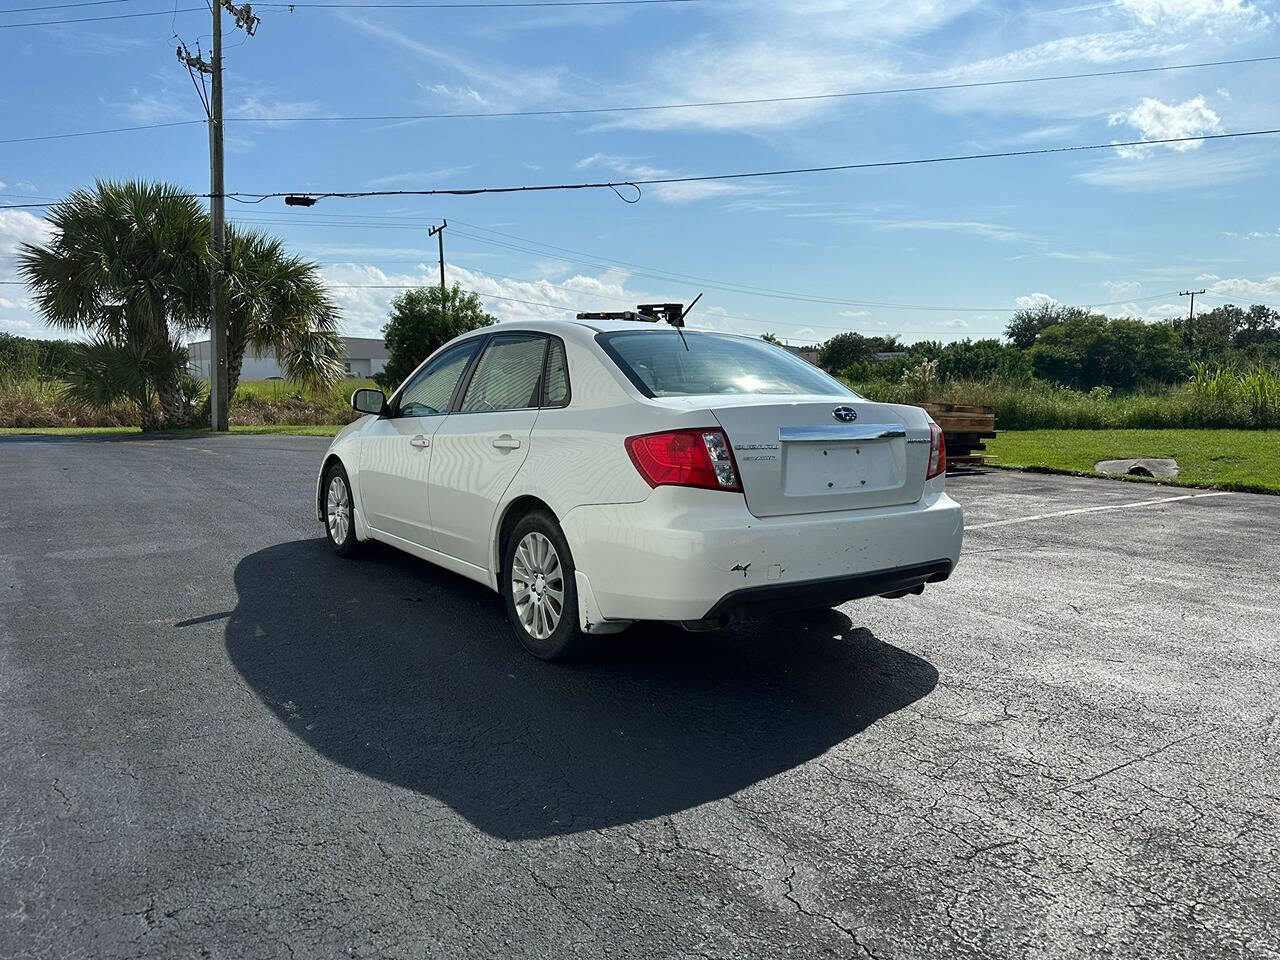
[1040,250,1122,262]
[1145,302,1189,319]
[422,84,490,109]
[229,95,325,121]
[364,167,474,188]
[318,261,668,337]
[590,0,982,133]
[341,14,568,111]
[1224,227,1280,240]
[942,318,969,328]
[0,313,52,338]
[1108,96,1222,156]
[1014,293,1059,309]
[1117,0,1266,28]
[0,212,55,336]
[924,31,1191,124]
[872,219,1034,244]
[1104,279,1143,298]
[837,309,870,318]
[1197,273,1280,299]
[110,90,192,125]
[1077,147,1261,190]
[0,210,53,258]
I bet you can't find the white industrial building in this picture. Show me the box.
[187,336,390,380]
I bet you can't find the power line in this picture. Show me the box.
[0,6,203,26]
[255,0,705,6]
[0,120,204,145]
[0,0,136,11]
[0,0,699,23]
[220,128,1280,204]
[177,54,1280,122]
[21,128,1274,197]
[7,53,1280,143]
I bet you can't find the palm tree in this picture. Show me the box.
[221,226,344,397]
[18,180,208,428]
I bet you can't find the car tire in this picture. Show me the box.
[322,462,360,557]
[502,511,591,661]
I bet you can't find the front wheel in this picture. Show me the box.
[323,463,359,556]
[502,512,591,661]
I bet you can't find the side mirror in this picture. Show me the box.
[351,388,387,416]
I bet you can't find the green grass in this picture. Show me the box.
[987,429,1280,494]
[0,425,142,437]
[1,424,344,438]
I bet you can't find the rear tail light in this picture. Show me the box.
[625,428,742,492]
[926,421,947,479]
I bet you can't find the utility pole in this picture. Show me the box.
[177,1,258,431]
[1179,288,1205,351]
[429,220,448,321]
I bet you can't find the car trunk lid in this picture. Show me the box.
[709,399,928,518]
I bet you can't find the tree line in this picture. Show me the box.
[780,301,1280,392]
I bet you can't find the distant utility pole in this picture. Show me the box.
[177,0,259,432]
[1179,288,1206,350]
[429,220,448,319]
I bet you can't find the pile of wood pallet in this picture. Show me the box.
[920,403,997,470]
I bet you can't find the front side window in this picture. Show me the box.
[460,334,547,413]
[598,331,854,398]
[396,339,482,417]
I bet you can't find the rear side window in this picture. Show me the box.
[598,331,852,398]
[461,334,546,412]
[542,338,570,407]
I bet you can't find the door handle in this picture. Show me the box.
[409,435,430,448]
[492,435,522,450]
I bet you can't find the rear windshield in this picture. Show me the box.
[598,331,853,398]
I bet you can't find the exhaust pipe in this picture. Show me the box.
[879,583,925,600]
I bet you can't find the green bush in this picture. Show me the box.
[848,366,1280,430]
[0,333,78,384]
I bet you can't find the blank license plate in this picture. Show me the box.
[782,442,899,495]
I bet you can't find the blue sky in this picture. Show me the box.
[3,0,1280,345]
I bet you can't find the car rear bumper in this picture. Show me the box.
[701,560,953,621]
[560,481,963,624]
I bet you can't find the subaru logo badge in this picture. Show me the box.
[832,406,857,423]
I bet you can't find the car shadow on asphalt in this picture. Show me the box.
[225,538,938,840]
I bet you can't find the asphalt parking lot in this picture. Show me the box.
[1,434,1277,959]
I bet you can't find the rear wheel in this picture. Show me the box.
[502,511,590,661]
[323,463,359,556]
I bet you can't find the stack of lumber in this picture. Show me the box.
[920,403,997,469]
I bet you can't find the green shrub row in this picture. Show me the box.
[849,364,1280,430]
[0,378,367,429]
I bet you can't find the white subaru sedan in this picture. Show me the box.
[317,318,963,660]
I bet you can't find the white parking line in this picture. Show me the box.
[967,491,1233,530]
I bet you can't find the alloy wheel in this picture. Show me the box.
[326,474,351,545]
[511,531,565,640]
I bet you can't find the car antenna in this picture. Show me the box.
[674,293,702,351]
